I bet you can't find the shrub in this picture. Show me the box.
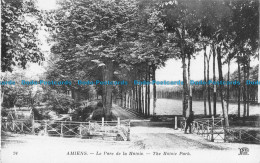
[92,108,105,121]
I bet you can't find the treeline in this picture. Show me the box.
[112,64,157,117]
[157,65,259,103]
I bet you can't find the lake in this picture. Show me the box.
[150,99,260,116]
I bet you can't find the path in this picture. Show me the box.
[2,105,260,163]
[111,104,143,120]
[2,127,260,163]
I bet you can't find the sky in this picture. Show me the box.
[156,53,259,82]
[24,0,259,82]
[37,0,57,10]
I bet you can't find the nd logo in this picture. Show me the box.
[238,147,249,155]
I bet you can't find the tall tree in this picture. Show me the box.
[230,0,259,116]
[159,0,200,117]
[217,45,229,127]
[49,0,139,120]
[237,54,241,117]
[1,0,44,110]
[212,43,217,116]
[203,45,207,115]
[207,47,212,116]
[1,0,44,72]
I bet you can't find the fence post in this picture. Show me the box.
[184,119,186,131]
[102,117,104,127]
[31,118,35,134]
[88,121,91,131]
[174,116,177,130]
[207,120,209,140]
[211,116,214,142]
[12,121,15,132]
[21,122,24,133]
[222,119,227,142]
[60,122,63,137]
[239,130,242,143]
[5,121,7,130]
[117,117,120,126]
[195,122,198,134]
[79,123,82,138]
[127,120,130,141]
[44,120,47,136]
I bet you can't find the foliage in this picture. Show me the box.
[1,0,44,72]
[45,90,76,114]
[1,71,35,108]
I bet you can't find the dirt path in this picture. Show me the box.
[130,127,231,150]
[2,127,260,163]
[2,127,259,151]
[111,104,142,120]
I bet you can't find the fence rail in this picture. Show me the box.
[2,118,131,141]
[179,117,260,144]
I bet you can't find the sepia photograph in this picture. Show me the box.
[0,0,260,163]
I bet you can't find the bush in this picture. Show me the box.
[92,108,105,121]
[72,106,95,121]
[45,92,75,114]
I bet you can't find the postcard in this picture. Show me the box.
[1,0,260,163]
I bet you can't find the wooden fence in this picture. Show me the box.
[1,118,131,141]
[179,117,260,144]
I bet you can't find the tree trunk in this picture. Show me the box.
[247,58,250,117]
[141,84,144,115]
[131,89,133,109]
[133,85,136,110]
[217,46,229,127]
[135,84,138,111]
[145,67,148,116]
[243,61,247,117]
[212,44,217,116]
[121,88,123,107]
[204,46,207,116]
[258,5,260,104]
[129,91,132,109]
[182,54,188,117]
[138,84,142,113]
[258,52,260,103]
[148,65,151,116]
[188,54,192,114]
[227,56,230,114]
[152,64,157,116]
[0,60,1,116]
[103,61,114,121]
[207,52,212,116]
[1,91,4,107]
[237,57,241,117]
[124,91,127,108]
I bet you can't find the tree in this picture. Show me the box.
[159,0,201,117]
[1,0,44,111]
[203,45,207,115]
[1,0,44,72]
[229,0,259,116]
[49,0,140,120]
[212,43,217,116]
[197,0,234,126]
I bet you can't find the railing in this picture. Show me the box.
[180,117,225,142]
[180,117,260,144]
[224,128,260,144]
[1,118,131,141]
